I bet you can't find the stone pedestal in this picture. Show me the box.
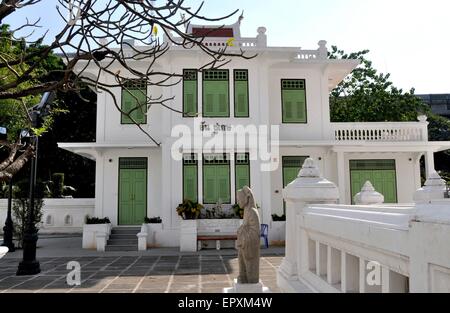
[0,247,8,259]
[223,279,271,294]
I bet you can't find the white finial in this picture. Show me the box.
[299,158,320,178]
[414,171,447,202]
[417,114,428,123]
[354,181,385,205]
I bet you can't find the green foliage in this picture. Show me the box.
[0,24,65,140]
[272,214,286,222]
[85,216,111,225]
[11,179,44,248]
[144,216,162,224]
[329,46,450,143]
[43,173,76,198]
[232,204,244,219]
[176,200,204,220]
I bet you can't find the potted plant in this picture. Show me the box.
[176,200,204,220]
[232,204,244,219]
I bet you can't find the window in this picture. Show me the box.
[350,160,398,204]
[121,80,147,124]
[203,70,230,117]
[235,153,250,197]
[281,79,307,123]
[183,154,198,202]
[282,156,309,188]
[282,156,308,214]
[203,154,231,204]
[183,70,198,117]
[234,70,249,117]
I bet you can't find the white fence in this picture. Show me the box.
[331,121,428,142]
[0,199,95,234]
[278,158,450,293]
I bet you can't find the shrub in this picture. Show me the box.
[144,216,162,224]
[85,216,111,224]
[176,200,204,220]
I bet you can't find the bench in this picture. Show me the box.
[197,234,237,251]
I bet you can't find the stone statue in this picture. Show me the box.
[236,186,261,284]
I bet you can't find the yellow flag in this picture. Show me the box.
[226,38,235,47]
[153,25,158,36]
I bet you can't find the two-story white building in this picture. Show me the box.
[59,18,450,246]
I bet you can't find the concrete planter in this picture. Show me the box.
[82,223,112,251]
[180,220,198,252]
[270,221,286,243]
[137,223,164,251]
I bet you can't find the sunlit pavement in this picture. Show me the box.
[0,235,288,293]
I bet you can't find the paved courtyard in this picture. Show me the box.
[0,236,287,293]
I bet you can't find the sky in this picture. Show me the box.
[5,0,450,94]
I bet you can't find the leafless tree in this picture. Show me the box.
[0,0,254,183]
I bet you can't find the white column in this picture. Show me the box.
[94,152,104,218]
[336,151,347,204]
[424,150,436,179]
[278,158,339,289]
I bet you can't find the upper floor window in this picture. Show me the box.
[281,79,307,124]
[203,70,230,117]
[234,70,249,118]
[121,80,147,125]
[183,70,198,117]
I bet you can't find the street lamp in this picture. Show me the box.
[1,127,15,252]
[17,92,55,276]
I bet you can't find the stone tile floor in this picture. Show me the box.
[0,254,283,293]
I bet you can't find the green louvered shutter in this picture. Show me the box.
[234,70,249,117]
[282,79,307,123]
[183,167,198,203]
[216,165,231,204]
[121,81,147,124]
[203,70,229,117]
[235,153,250,195]
[350,160,398,204]
[203,166,216,204]
[183,70,198,117]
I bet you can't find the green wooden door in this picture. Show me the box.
[350,169,398,204]
[119,168,147,225]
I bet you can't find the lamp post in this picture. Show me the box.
[17,92,54,276]
[2,177,15,252]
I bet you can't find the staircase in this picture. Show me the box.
[106,227,140,252]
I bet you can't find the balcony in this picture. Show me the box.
[331,121,429,142]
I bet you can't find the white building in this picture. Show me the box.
[59,18,450,246]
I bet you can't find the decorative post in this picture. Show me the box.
[2,178,15,252]
[256,27,267,48]
[318,40,328,59]
[354,181,384,205]
[278,158,339,289]
[413,171,446,203]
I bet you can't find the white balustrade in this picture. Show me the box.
[278,158,450,293]
[331,122,428,142]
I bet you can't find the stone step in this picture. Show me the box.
[111,228,140,235]
[107,239,138,246]
[109,234,137,240]
[105,245,138,252]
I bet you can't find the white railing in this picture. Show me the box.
[331,122,428,142]
[294,50,320,60]
[278,158,450,293]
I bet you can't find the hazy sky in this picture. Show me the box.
[5,0,450,94]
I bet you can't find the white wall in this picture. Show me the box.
[0,199,94,234]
